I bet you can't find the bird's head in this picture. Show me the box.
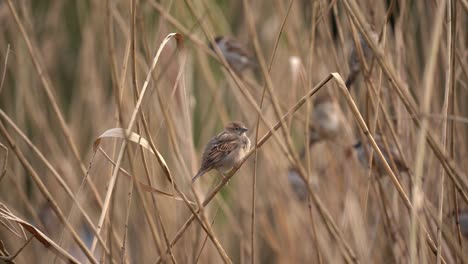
[225,121,248,135]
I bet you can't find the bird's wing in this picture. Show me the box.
[225,38,252,59]
[201,132,240,170]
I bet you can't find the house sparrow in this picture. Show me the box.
[345,30,379,89]
[352,135,408,176]
[192,121,251,183]
[209,36,257,73]
[300,94,342,158]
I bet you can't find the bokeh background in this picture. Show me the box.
[0,0,467,263]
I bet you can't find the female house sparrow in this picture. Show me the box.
[345,30,379,89]
[300,94,342,158]
[209,36,257,73]
[352,136,408,176]
[192,121,251,183]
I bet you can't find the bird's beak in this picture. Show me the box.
[241,127,248,133]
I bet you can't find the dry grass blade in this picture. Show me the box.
[155,74,335,263]
[0,240,11,258]
[6,0,86,178]
[332,73,468,263]
[1,1,467,262]
[0,205,26,240]
[0,204,80,264]
[93,133,193,204]
[90,32,184,253]
[0,236,33,263]
[0,44,10,96]
[249,1,294,263]
[0,109,112,255]
[0,121,98,263]
[436,0,456,262]
[410,2,446,262]
[343,0,468,204]
[94,128,172,183]
[0,143,7,183]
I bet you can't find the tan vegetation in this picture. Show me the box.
[0,0,467,263]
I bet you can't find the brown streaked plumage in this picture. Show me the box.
[192,121,251,183]
[209,36,257,73]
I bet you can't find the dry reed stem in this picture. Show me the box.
[0,143,7,184]
[153,0,295,147]
[0,235,32,263]
[119,1,140,262]
[144,54,225,264]
[137,20,187,255]
[332,73,452,263]
[111,4,168,257]
[0,44,10,96]
[437,0,457,263]
[96,146,188,201]
[343,0,468,205]
[138,147,173,262]
[155,75,362,264]
[304,4,324,258]
[186,7,368,258]
[409,2,446,262]
[138,100,233,263]
[347,2,467,262]
[142,39,233,263]
[5,0,99,201]
[52,3,132,257]
[0,205,79,263]
[0,110,112,254]
[6,4,116,253]
[90,33,183,253]
[123,21,233,261]
[1,1,466,262]
[151,1,303,165]
[249,2,294,263]
[0,122,98,263]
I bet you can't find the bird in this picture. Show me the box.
[192,121,251,183]
[345,29,379,89]
[209,36,258,74]
[300,94,342,159]
[352,135,408,176]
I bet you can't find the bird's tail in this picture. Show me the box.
[191,169,205,183]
